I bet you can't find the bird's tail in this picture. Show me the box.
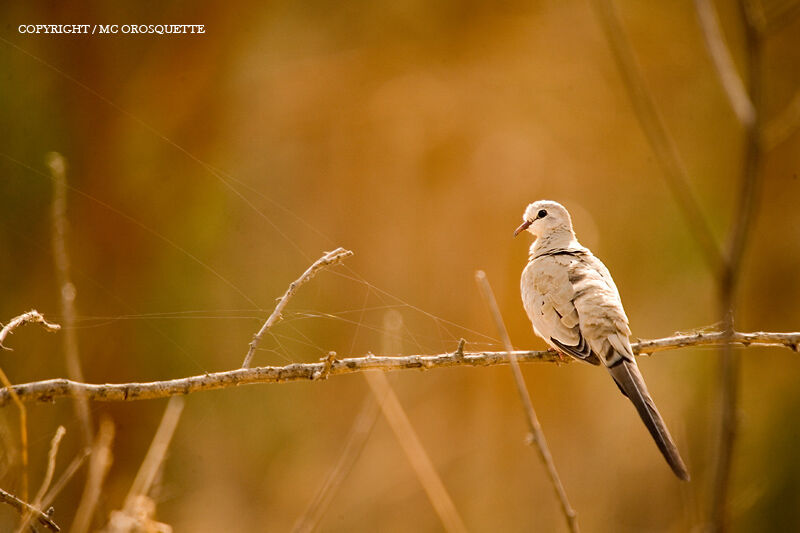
[608,359,690,481]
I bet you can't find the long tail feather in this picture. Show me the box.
[608,359,690,481]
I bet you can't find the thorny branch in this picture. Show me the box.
[0,330,796,406]
[241,247,353,369]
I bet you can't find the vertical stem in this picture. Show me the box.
[710,4,762,530]
[47,152,94,447]
[475,271,579,533]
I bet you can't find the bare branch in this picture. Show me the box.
[591,0,724,273]
[694,0,756,126]
[0,331,796,406]
[475,271,579,533]
[0,310,61,351]
[47,152,95,447]
[242,247,353,369]
[0,487,60,532]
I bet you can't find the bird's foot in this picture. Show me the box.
[547,348,566,364]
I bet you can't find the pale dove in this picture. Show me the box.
[515,200,689,480]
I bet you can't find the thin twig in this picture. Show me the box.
[72,417,114,533]
[364,370,468,533]
[17,425,66,532]
[475,270,579,533]
[47,152,94,447]
[0,368,28,503]
[694,0,756,127]
[242,247,353,368]
[591,0,724,274]
[0,310,61,351]
[0,331,797,406]
[0,487,60,532]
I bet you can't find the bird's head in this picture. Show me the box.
[514,200,574,239]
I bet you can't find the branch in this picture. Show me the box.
[0,331,795,406]
[0,310,61,351]
[475,271,579,533]
[242,247,353,369]
[0,487,60,532]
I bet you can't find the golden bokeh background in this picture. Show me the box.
[1,1,799,531]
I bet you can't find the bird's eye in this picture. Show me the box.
[538,209,547,219]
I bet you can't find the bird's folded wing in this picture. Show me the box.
[522,254,601,365]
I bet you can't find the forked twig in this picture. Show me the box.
[242,247,353,368]
[475,271,579,533]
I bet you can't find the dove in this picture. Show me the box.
[515,200,689,480]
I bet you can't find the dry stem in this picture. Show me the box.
[47,152,94,447]
[72,417,114,533]
[475,270,578,533]
[693,0,755,127]
[242,247,353,368]
[107,397,184,533]
[364,370,468,533]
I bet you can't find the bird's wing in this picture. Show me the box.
[568,252,635,367]
[521,253,599,364]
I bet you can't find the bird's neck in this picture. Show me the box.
[530,228,581,257]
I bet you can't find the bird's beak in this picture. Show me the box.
[514,220,532,237]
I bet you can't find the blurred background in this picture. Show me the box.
[1,0,799,531]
